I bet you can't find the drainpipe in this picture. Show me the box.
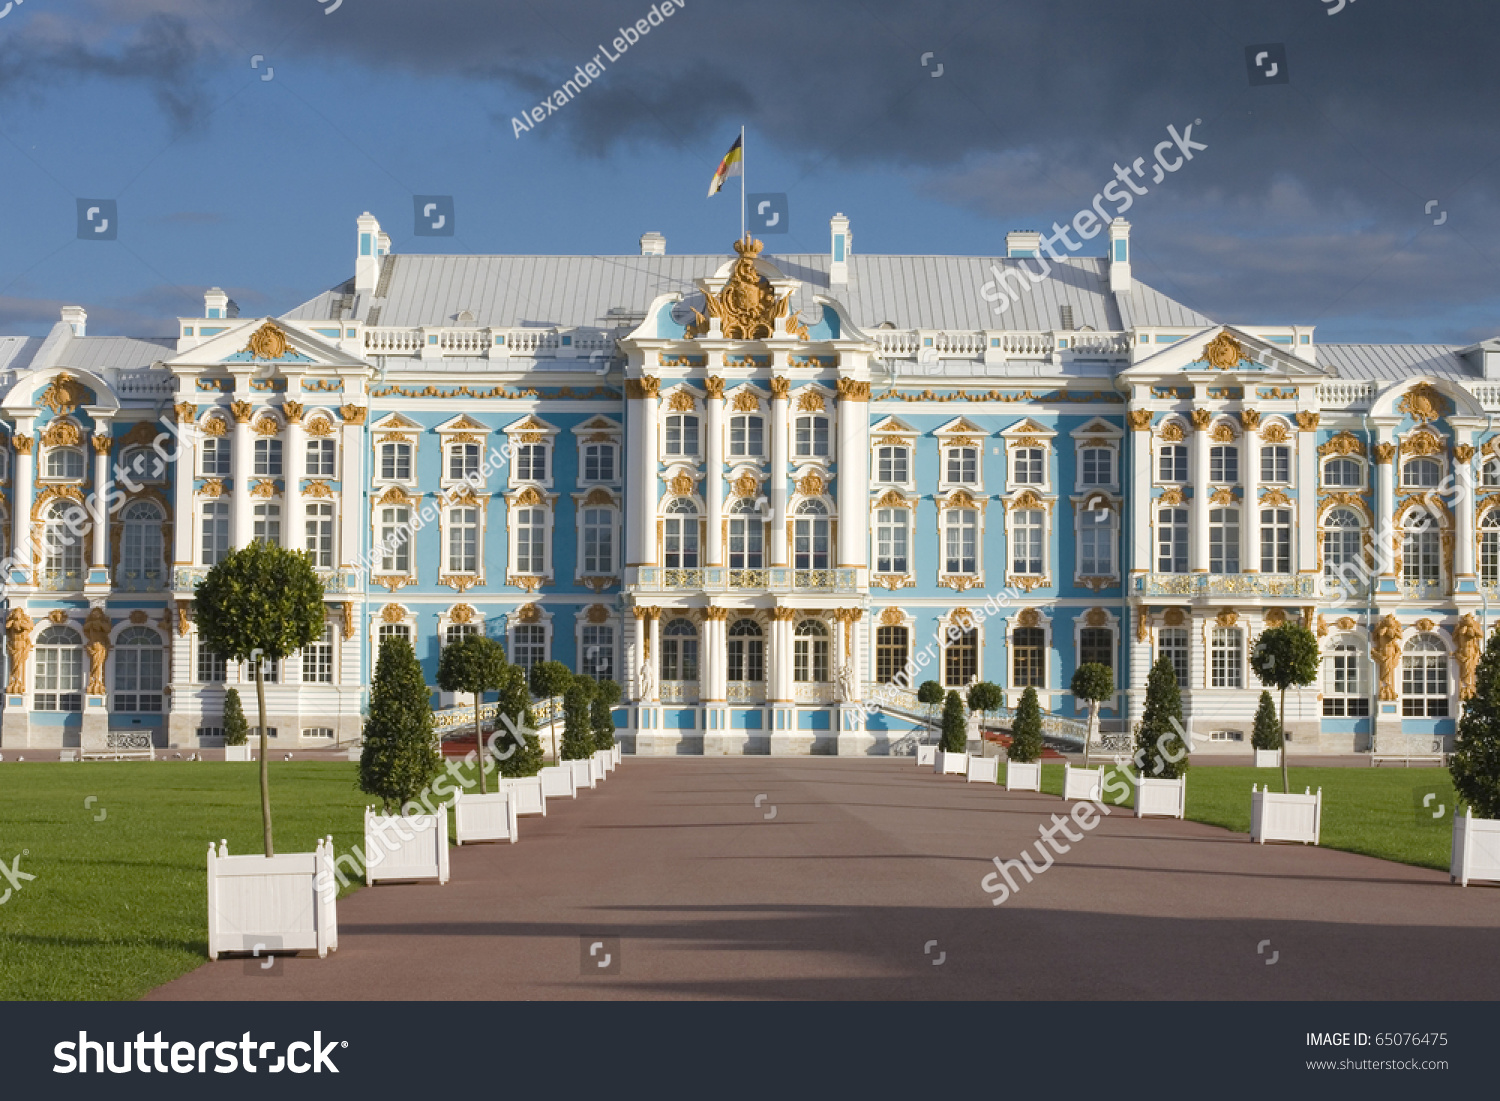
[1361,408,1377,753]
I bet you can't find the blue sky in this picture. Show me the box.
[1,0,1497,344]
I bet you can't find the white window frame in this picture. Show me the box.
[508,494,553,583]
[1209,626,1244,689]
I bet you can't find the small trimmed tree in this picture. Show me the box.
[1008,685,1044,763]
[436,634,507,795]
[359,636,442,814]
[530,659,576,761]
[1251,622,1320,793]
[1251,690,1283,752]
[1135,656,1189,779]
[1070,662,1114,768]
[1451,628,1500,819]
[495,663,544,777]
[591,678,622,752]
[918,680,945,739]
[560,677,595,761]
[221,687,249,747]
[967,681,1004,735]
[194,541,325,856]
[939,689,967,754]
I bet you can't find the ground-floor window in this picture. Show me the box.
[1401,635,1449,717]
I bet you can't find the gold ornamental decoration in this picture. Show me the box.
[625,376,661,400]
[688,237,793,340]
[874,488,909,509]
[84,608,111,696]
[667,472,695,496]
[796,390,826,413]
[303,480,333,498]
[1398,383,1449,425]
[41,420,80,447]
[1264,608,1286,627]
[1400,430,1444,457]
[732,473,759,498]
[769,377,791,400]
[1202,332,1245,370]
[1318,431,1366,458]
[230,400,254,424]
[340,405,368,425]
[40,372,88,415]
[5,609,33,694]
[879,607,904,627]
[797,472,825,496]
[666,389,697,412]
[1190,409,1213,431]
[91,434,112,455]
[449,604,476,625]
[1136,611,1151,643]
[1455,443,1476,464]
[173,401,196,424]
[1158,488,1186,506]
[1372,615,1403,701]
[1454,614,1482,698]
[1240,409,1261,430]
[784,309,809,341]
[1127,410,1152,431]
[13,435,32,455]
[200,478,225,499]
[1210,424,1236,443]
[586,604,611,624]
[836,378,871,402]
[1260,488,1291,506]
[704,376,725,399]
[1085,608,1108,628]
[731,388,761,412]
[282,400,304,424]
[1017,608,1040,629]
[1163,608,1186,627]
[1337,616,1356,630]
[1261,422,1289,444]
[1296,411,1320,432]
[244,322,295,360]
[1216,609,1239,628]
[253,415,281,437]
[1374,442,1396,465]
[202,416,227,437]
[381,603,407,624]
[1159,422,1185,443]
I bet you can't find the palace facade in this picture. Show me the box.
[0,211,1493,755]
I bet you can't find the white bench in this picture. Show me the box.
[1370,753,1446,767]
[80,748,155,761]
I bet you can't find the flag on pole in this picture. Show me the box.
[707,134,744,197]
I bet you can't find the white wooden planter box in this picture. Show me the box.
[538,764,578,799]
[1250,784,1321,844]
[206,837,338,960]
[1063,764,1104,802]
[1253,749,1280,769]
[965,755,999,784]
[364,807,450,883]
[1451,809,1500,886]
[612,745,621,766]
[452,790,520,845]
[1135,775,1186,819]
[345,748,362,762]
[498,777,546,816]
[1005,760,1042,792]
[568,758,595,789]
[223,745,252,762]
[598,749,615,774]
[590,753,607,785]
[935,750,967,775]
[916,745,937,767]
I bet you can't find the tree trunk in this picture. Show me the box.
[255,660,273,857]
[1084,701,1098,769]
[1279,686,1289,794]
[474,689,487,795]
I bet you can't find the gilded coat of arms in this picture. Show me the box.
[688,237,802,340]
[244,322,296,360]
[1201,331,1244,370]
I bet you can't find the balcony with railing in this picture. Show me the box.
[362,325,619,362]
[871,329,1130,371]
[1134,572,1319,598]
[635,566,859,593]
[172,566,359,594]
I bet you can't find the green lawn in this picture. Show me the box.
[1023,761,1457,871]
[0,761,377,1001]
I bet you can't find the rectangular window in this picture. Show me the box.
[1080,447,1113,486]
[1158,445,1188,482]
[305,438,336,477]
[946,447,978,484]
[1157,508,1188,573]
[1402,528,1441,585]
[1260,507,1292,574]
[377,623,411,649]
[1209,446,1238,484]
[876,625,908,685]
[515,507,546,574]
[201,438,231,476]
[1209,508,1240,573]
[1011,447,1044,485]
[515,444,548,481]
[1158,627,1189,687]
[379,442,411,482]
[945,628,978,687]
[875,508,908,574]
[447,443,481,482]
[582,508,614,574]
[729,417,763,459]
[244,658,280,684]
[253,438,283,477]
[1010,510,1044,575]
[581,624,615,682]
[794,416,829,458]
[1210,628,1243,688]
[379,507,410,573]
[196,642,226,684]
[1080,512,1115,576]
[512,625,546,672]
[252,503,281,546]
[583,443,616,482]
[665,416,700,457]
[1079,626,1113,678]
[447,508,478,573]
[1323,646,1370,716]
[304,503,334,568]
[1261,446,1290,483]
[201,502,230,565]
[302,625,335,684]
[876,445,909,484]
[1011,626,1045,688]
[945,509,978,575]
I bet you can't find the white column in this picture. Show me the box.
[705,385,724,567]
[625,379,659,569]
[231,402,253,548]
[1190,417,1210,572]
[770,379,789,567]
[1241,419,1259,573]
[836,383,870,569]
[1296,414,1318,574]
[12,426,33,572]
[1130,416,1151,575]
[770,610,794,702]
[1455,428,1478,581]
[631,610,648,701]
[339,403,365,569]
[90,430,111,571]
[843,610,864,702]
[647,612,660,702]
[171,406,195,570]
[702,610,726,701]
[1374,426,1397,577]
[284,403,305,561]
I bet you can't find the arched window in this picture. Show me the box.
[1323,639,1368,717]
[1402,635,1449,717]
[727,618,764,682]
[660,617,698,682]
[120,500,164,587]
[305,501,335,567]
[727,497,763,570]
[201,501,230,565]
[793,415,829,458]
[1483,510,1500,586]
[793,499,829,571]
[1323,457,1363,488]
[113,626,163,712]
[1402,457,1442,488]
[663,498,699,569]
[44,446,85,482]
[252,501,281,546]
[1322,507,1364,579]
[793,619,830,682]
[1401,507,1442,585]
[876,624,909,684]
[34,625,82,711]
[664,414,700,457]
[43,500,85,586]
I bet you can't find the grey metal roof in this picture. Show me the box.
[282,252,1214,334]
[0,336,43,373]
[55,336,175,373]
[1316,343,1475,380]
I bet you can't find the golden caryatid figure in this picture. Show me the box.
[688,237,798,340]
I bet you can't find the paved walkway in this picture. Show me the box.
[150,759,1500,1000]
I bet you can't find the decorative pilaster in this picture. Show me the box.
[230,398,253,548]
[1295,410,1319,575]
[1189,409,1211,571]
[1241,419,1260,572]
[625,376,660,570]
[769,606,796,702]
[704,377,725,566]
[835,378,870,570]
[701,606,728,702]
[284,398,305,561]
[769,375,790,567]
[1373,423,1397,578]
[88,431,112,584]
[170,403,195,574]
[11,427,33,580]
[1129,409,1152,577]
[1454,428,1479,583]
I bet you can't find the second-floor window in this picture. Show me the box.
[946,447,978,484]
[202,437,231,476]
[1260,507,1292,574]
[729,416,763,458]
[1209,508,1240,573]
[305,502,335,568]
[1261,445,1290,483]
[876,445,908,483]
[1011,447,1044,485]
[727,499,763,570]
[379,442,411,481]
[1209,445,1238,484]
[306,438,336,477]
[582,508,614,574]
[794,415,829,458]
[665,415,700,457]
[582,442,616,481]
[1080,447,1113,486]
[944,508,978,574]
[515,443,548,481]
[379,506,410,573]
[1157,507,1188,573]
[875,508,908,574]
[447,442,480,481]
[663,498,699,569]
[253,438,283,477]
[1011,509,1044,575]
[1158,445,1187,482]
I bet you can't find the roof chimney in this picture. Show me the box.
[1108,219,1132,294]
[639,232,666,256]
[204,287,238,320]
[60,306,86,337]
[1006,231,1042,257]
[356,212,383,296]
[829,213,850,284]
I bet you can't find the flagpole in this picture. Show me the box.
[740,124,746,243]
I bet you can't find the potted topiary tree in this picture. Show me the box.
[935,689,969,775]
[360,636,452,875]
[1005,685,1044,791]
[1251,622,1320,793]
[529,659,575,762]
[1251,690,1282,769]
[1133,656,1189,818]
[435,634,506,796]
[496,663,561,808]
[592,678,622,767]
[221,687,251,761]
[1070,662,1113,769]
[1450,627,1500,885]
[560,676,597,790]
[964,682,1004,784]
